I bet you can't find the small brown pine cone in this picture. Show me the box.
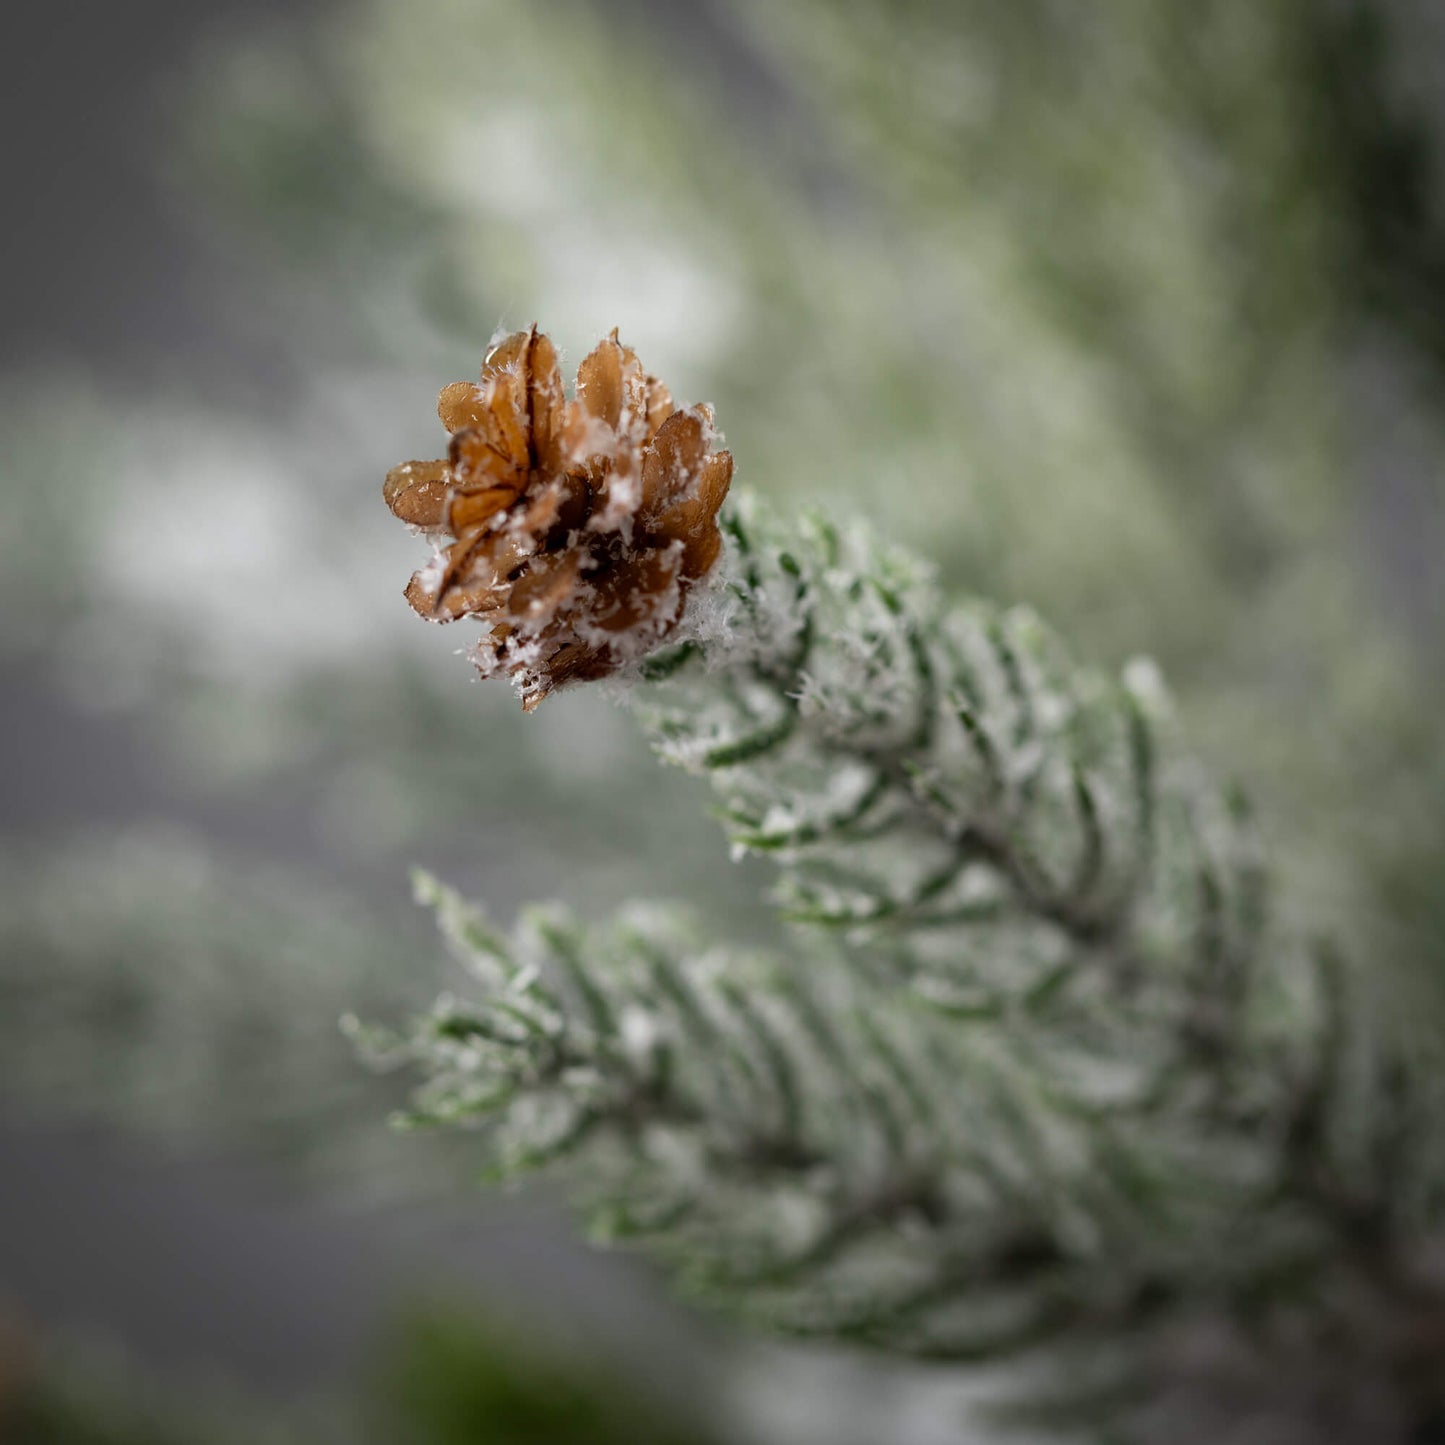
[384,326,732,709]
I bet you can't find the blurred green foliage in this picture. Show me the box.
[380,1309,721,1445]
[0,828,445,1180]
[1,1309,718,1445]
[4,0,1437,956]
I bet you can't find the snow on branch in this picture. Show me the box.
[374,332,1445,1431]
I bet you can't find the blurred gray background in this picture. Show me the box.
[2,0,1444,1439]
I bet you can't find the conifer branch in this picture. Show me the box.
[376,341,1445,1431]
[372,865,1442,1395]
[634,494,1271,1115]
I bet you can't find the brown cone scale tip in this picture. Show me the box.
[384,326,732,710]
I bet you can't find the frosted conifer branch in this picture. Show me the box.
[377,348,1445,1432]
[632,494,1273,1114]
[370,875,1217,1351]
[380,871,1445,1403]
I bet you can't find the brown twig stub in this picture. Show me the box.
[385,325,732,709]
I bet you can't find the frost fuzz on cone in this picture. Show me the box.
[384,326,732,709]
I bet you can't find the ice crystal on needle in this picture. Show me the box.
[384,326,732,709]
